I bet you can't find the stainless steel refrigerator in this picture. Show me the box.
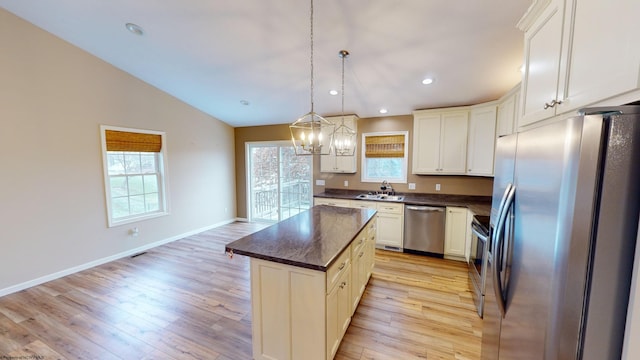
[481,106,640,359]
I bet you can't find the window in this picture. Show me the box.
[361,131,408,183]
[101,126,168,227]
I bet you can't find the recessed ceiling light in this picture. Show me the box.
[329,90,338,96]
[240,100,250,106]
[422,78,434,85]
[379,108,388,114]
[125,23,144,36]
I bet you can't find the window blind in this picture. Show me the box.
[364,134,405,158]
[105,130,162,152]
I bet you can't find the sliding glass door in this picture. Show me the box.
[247,141,313,222]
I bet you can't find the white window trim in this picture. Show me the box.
[360,131,409,183]
[100,125,170,228]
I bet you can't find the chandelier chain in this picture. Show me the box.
[309,0,314,114]
[341,50,345,125]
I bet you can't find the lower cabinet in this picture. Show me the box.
[327,263,351,358]
[250,219,375,360]
[349,200,404,251]
[444,206,470,260]
[350,230,373,312]
[376,204,404,250]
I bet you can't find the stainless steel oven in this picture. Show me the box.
[468,215,490,318]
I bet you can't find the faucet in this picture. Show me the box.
[380,180,394,195]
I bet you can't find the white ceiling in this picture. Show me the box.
[0,0,532,127]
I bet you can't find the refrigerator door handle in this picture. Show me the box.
[493,184,515,317]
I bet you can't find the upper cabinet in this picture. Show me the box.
[467,103,497,176]
[518,0,640,127]
[496,85,520,137]
[320,115,358,173]
[412,108,469,175]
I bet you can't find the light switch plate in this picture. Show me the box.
[435,183,441,191]
[408,183,416,190]
[316,179,325,186]
[344,180,349,187]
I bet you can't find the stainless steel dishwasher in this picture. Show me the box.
[403,205,446,256]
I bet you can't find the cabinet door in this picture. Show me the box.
[376,212,404,249]
[351,247,367,313]
[326,281,340,358]
[320,153,336,173]
[327,265,351,359]
[320,116,358,173]
[497,89,519,137]
[412,114,442,173]
[519,0,565,127]
[444,207,468,259]
[555,0,640,115]
[467,106,497,176]
[440,111,469,174]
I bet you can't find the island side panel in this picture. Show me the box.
[250,258,326,360]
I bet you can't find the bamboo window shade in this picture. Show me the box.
[105,130,162,152]
[365,134,405,158]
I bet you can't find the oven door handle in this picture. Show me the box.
[471,222,488,242]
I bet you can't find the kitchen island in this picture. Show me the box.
[225,205,377,360]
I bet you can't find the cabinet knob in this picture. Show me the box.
[339,262,345,270]
[339,281,347,289]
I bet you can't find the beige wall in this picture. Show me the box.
[234,115,493,218]
[0,9,237,294]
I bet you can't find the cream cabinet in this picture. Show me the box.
[250,259,327,360]
[497,85,520,137]
[350,229,373,313]
[467,103,497,176]
[320,115,358,173]
[314,197,351,207]
[518,0,640,127]
[350,200,404,251]
[250,219,375,360]
[326,263,351,358]
[374,202,404,251]
[444,206,469,260]
[412,108,469,174]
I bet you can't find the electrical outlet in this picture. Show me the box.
[344,180,349,187]
[435,183,441,191]
[316,179,325,186]
[408,183,416,190]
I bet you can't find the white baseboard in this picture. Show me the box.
[0,219,236,298]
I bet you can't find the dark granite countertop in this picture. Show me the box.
[314,189,492,217]
[225,205,377,272]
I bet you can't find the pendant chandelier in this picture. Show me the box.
[289,0,334,156]
[333,50,357,156]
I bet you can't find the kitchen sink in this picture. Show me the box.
[356,193,404,202]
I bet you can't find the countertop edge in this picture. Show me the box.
[314,190,492,217]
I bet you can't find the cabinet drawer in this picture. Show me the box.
[349,200,377,209]
[314,198,351,207]
[327,248,351,293]
[376,203,403,214]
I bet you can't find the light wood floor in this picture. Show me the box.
[0,222,481,360]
